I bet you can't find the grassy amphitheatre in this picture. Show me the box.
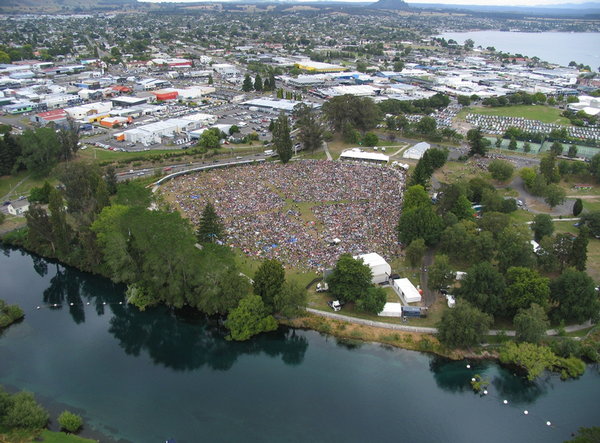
[457,104,571,125]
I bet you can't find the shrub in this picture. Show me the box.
[2,391,49,429]
[58,410,83,433]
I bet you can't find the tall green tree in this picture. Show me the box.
[513,303,549,344]
[456,261,507,316]
[253,259,285,310]
[496,226,535,274]
[436,300,493,348]
[540,154,560,184]
[2,391,49,430]
[197,201,224,243]
[322,94,381,134]
[570,226,590,272]
[402,185,431,211]
[356,287,387,314]
[531,213,554,242]
[549,267,600,324]
[242,74,253,92]
[19,127,61,178]
[293,103,324,153]
[104,165,118,195]
[544,183,567,209]
[573,198,583,217]
[225,294,278,341]
[274,280,308,319]
[466,127,490,157]
[396,205,444,247]
[254,73,263,91]
[405,238,426,269]
[488,159,514,183]
[272,111,293,164]
[327,253,373,303]
[505,267,550,313]
[55,119,80,161]
[48,188,71,255]
[427,254,456,291]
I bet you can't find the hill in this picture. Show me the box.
[369,0,410,10]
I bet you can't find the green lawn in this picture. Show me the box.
[459,105,570,125]
[0,428,96,443]
[39,430,97,443]
[0,171,55,200]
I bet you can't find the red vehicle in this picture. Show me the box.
[163,167,172,172]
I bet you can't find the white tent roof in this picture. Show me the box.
[355,252,388,268]
[340,149,389,162]
[394,278,421,303]
[379,302,403,317]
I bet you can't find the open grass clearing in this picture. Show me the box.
[458,104,571,125]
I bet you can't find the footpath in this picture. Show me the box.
[305,308,594,337]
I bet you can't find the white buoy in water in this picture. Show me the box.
[70,303,73,306]
[547,422,552,426]
[103,302,106,305]
[483,390,488,395]
[472,378,476,382]
[466,365,471,369]
[503,400,508,404]
[524,411,529,415]
[87,302,90,305]
[37,306,40,310]
[54,304,57,307]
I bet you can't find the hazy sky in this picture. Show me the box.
[139,0,594,5]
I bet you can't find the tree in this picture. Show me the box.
[274,280,307,319]
[199,129,220,149]
[405,238,426,269]
[393,60,404,72]
[540,154,560,184]
[396,205,444,247]
[19,127,61,178]
[466,127,490,157]
[242,74,253,92]
[451,195,475,220]
[488,159,515,184]
[322,94,381,134]
[519,167,536,189]
[508,136,518,151]
[58,410,83,433]
[523,142,531,153]
[254,73,263,91]
[402,185,431,211]
[229,125,240,135]
[505,267,550,313]
[225,295,278,341]
[514,303,549,344]
[570,226,590,272]
[436,300,493,348]
[550,141,564,157]
[457,95,471,106]
[363,132,379,147]
[456,261,507,316]
[197,201,224,243]
[531,213,554,242]
[56,119,80,161]
[253,259,285,310]
[427,254,456,291]
[327,253,373,303]
[573,198,583,217]
[549,267,600,324]
[293,104,325,153]
[2,391,49,429]
[566,426,600,443]
[115,181,152,208]
[531,173,547,197]
[568,145,578,159]
[272,111,293,164]
[356,287,386,314]
[496,226,535,274]
[440,220,477,262]
[499,342,557,381]
[424,147,448,169]
[544,183,567,209]
[104,165,118,195]
[48,188,71,255]
[416,116,437,136]
[28,181,53,204]
[208,74,213,85]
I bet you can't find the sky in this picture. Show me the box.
[138,0,596,5]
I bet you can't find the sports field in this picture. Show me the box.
[458,104,571,125]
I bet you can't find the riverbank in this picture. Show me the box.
[279,312,497,361]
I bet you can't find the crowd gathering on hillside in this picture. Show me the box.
[163,160,406,271]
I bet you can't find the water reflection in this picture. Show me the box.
[430,356,547,404]
[108,306,308,371]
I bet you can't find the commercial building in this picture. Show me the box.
[119,117,203,145]
[64,102,113,123]
[111,96,148,108]
[30,109,68,126]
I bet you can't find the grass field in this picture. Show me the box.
[458,104,571,125]
[0,428,96,443]
[0,171,55,200]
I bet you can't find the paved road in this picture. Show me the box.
[506,175,574,216]
[421,247,436,307]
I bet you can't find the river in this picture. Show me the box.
[1,246,599,443]
[437,31,600,69]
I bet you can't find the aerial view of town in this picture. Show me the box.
[0,0,600,442]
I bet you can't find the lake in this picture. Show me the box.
[1,246,599,443]
[437,31,600,69]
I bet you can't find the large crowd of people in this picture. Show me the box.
[162,160,406,271]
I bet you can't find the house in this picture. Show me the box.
[7,200,30,215]
[353,252,391,284]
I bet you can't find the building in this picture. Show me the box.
[120,118,201,145]
[213,63,238,77]
[151,89,179,101]
[353,253,391,284]
[295,61,346,73]
[111,96,148,108]
[64,102,113,123]
[403,142,430,160]
[30,109,68,126]
[7,200,30,215]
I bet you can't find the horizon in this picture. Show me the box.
[138,0,599,6]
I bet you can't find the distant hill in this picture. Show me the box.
[369,0,410,10]
[408,1,600,16]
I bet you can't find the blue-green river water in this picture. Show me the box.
[1,246,599,443]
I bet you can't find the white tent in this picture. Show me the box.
[354,253,391,284]
[379,302,403,317]
[393,278,421,303]
[403,142,430,160]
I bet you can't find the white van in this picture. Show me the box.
[264,150,274,156]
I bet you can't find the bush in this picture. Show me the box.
[58,410,83,433]
[2,391,49,430]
